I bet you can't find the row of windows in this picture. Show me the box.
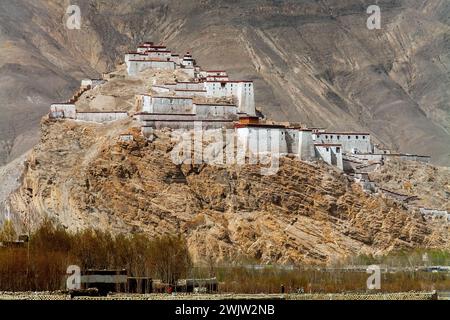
[325,147,341,153]
[210,83,253,88]
[322,135,367,140]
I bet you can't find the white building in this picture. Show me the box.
[50,104,76,119]
[127,59,175,76]
[181,52,195,68]
[137,95,195,114]
[235,123,288,156]
[203,81,256,116]
[126,43,184,75]
[312,132,372,154]
[284,129,316,161]
[235,124,319,162]
[76,111,129,123]
[194,103,237,120]
[135,94,238,130]
[203,70,229,82]
[314,144,344,170]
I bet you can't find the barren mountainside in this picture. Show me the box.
[0,0,449,166]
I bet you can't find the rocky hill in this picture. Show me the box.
[5,113,447,264]
[370,159,450,211]
[0,0,449,166]
[1,63,447,264]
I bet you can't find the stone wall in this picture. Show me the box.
[204,81,256,116]
[236,127,288,156]
[194,104,238,120]
[127,60,175,76]
[315,145,343,170]
[313,132,372,154]
[50,104,76,119]
[76,112,128,123]
[140,96,194,114]
[141,120,234,133]
[174,89,207,97]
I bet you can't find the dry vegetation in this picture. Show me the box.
[0,221,191,291]
[206,261,450,294]
[0,220,448,293]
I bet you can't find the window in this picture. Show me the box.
[337,136,340,140]
[336,147,341,153]
[363,136,366,139]
[356,136,359,139]
[348,136,351,139]
[326,148,329,152]
[325,135,328,139]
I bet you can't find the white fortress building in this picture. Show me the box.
[125,42,197,77]
[126,43,256,116]
[312,131,372,154]
[48,41,431,176]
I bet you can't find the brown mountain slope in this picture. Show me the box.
[370,159,450,211]
[7,117,448,264]
[0,0,449,166]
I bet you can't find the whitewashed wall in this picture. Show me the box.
[50,104,76,119]
[174,90,207,97]
[313,133,372,154]
[147,51,171,60]
[76,112,128,123]
[142,96,194,114]
[141,120,234,131]
[127,60,175,75]
[175,82,205,91]
[194,104,238,120]
[236,127,287,156]
[298,130,316,161]
[204,81,256,116]
[315,145,343,170]
[152,86,171,94]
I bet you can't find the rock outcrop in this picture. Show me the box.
[7,117,447,265]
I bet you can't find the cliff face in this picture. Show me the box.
[7,115,448,265]
[0,0,449,166]
[370,159,450,212]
